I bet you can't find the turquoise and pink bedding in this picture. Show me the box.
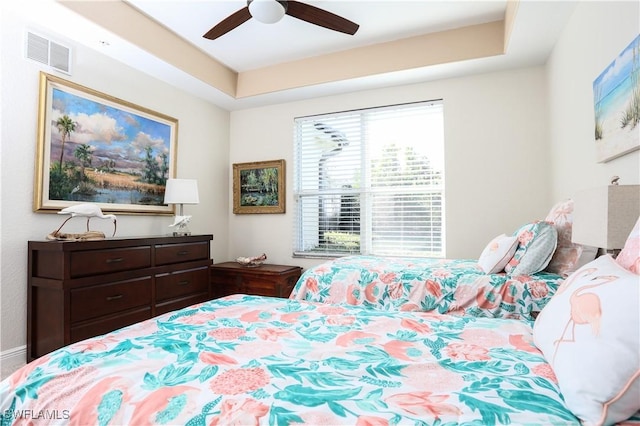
[0,294,601,425]
[290,255,564,320]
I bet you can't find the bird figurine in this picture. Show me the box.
[169,215,191,228]
[48,203,117,240]
[168,215,192,236]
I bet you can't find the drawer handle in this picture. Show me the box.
[106,257,124,264]
[106,294,123,301]
[177,250,189,256]
[178,280,190,286]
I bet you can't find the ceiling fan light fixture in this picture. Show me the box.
[248,0,286,24]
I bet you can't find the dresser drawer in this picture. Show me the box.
[155,293,209,316]
[70,246,151,277]
[155,242,209,265]
[156,267,209,302]
[70,276,152,323]
[70,307,151,343]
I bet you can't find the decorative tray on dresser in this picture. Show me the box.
[210,262,303,299]
[27,234,213,361]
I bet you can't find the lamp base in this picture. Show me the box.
[172,223,191,236]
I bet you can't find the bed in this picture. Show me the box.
[289,200,597,322]
[0,294,592,425]
[2,288,638,425]
[290,255,564,321]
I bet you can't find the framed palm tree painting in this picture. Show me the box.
[34,72,178,214]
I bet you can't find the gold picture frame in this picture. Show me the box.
[34,72,178,215]
[233,159,285,214]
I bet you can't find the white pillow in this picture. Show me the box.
[477,234,518,274]
[533,255,640,425]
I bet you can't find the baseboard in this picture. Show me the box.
[1,345,26,379]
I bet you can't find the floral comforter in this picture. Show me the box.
[0,294,583,425]
[290,255,564,320]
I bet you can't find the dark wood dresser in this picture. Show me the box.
[210,262,302,299]
[27,234,213,361]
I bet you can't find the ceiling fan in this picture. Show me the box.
[203,0,360,40]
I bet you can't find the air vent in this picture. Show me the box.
[25,31,72,74]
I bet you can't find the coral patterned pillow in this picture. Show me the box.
[616,216,640,274]
[477,234,518,273]
[505,221,557,276]
[533,255,640,425]
[544,199,597,276]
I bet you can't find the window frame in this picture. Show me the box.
[293,100,445,259]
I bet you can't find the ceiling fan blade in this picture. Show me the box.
[285,1,359,35]
[203,6,252,40]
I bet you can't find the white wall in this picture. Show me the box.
[547,1,640,199]
[0,4,230,371]
[229,66,550,269]
[228,1,640,271]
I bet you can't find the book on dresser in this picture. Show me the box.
[27,234,213,362]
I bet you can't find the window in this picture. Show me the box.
[293,100,445,258]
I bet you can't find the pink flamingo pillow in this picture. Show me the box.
[533,255,640,425]
[616,216,640,274]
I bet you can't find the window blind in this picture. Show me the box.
[293,100,445,258]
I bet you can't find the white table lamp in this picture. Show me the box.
[164,178,199,236]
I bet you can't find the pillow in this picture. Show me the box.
[477,234,518,273]
[504,221,557,276]
[544,199,598,276]
[533,255,640,425]
[616,216,640,274]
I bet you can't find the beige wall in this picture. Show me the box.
[547,0,640,199]
[0,5,230,368]
[229,66,550,269]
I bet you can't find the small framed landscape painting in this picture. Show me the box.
[34,72,178,214]
[233,159,285,214]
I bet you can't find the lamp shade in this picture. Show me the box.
[249,0,286,23]
[572,184,640,250]
[163,179,199,205]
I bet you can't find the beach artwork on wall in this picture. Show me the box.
[593,34,640,163]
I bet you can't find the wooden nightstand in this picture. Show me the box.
[211,262,302,299]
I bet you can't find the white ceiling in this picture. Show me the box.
[23,0,578,110]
